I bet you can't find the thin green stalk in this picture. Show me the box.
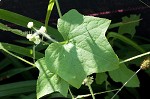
[112,52,150,98]
[87,84,95,99]
[75,89,119,99]
[69,88,75,99]
[55,0,62,18]
[120,51,150,64]
[111,68,141,99]
[2,48,35,67]
[139,0,150,8]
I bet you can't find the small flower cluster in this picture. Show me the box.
[26,22,46,44]
[26,33,41,44]
[141,57,150,70]
[82,76,94,86]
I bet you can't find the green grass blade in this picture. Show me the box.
[0,58,11,71]
[45,0,55,29]
[4,54,34,79]
[19,93,36,99]
[14,40,34,45]
[0,80,36,97]
[0,67,33,80]
[0,42,44,59]
[107,32,146,53]
[0,23,26,37]
[0,9,42,28]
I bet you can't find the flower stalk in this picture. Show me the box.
[26,22,58,44]
[82,76,95,99]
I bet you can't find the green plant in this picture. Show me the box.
[0,0,149,99]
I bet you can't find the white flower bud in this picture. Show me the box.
[27,22,34,28]
[39,26,46,33]
[26,34,33,40]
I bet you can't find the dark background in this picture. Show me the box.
[0,0,150,99]
[0,0,150,42]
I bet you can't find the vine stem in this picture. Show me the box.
[75,89,119,99]
[120,51,150,64]
[2,48,35,67]
[55,0,62,18]
[111,67,142,99]
[87,83,95,99]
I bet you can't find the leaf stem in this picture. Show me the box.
[120,51,150,64]
[55,0,62,18]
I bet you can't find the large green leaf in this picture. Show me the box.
[108,63,140,87]
[45,9,119,88]
[45,43,87,88]
[35,58,69,99]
